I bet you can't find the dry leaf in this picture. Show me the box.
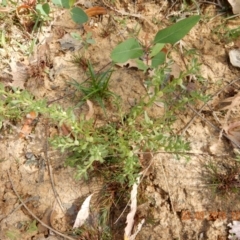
[5,59,29,89]
[73,194,93,228]
[220,93,240,140]
[124,176,144,240]
[85,100,94,120]
[223,121,240,147]
[221,93,240,112]
[19,111,37,138]
[228,0,240,14]
[85,6,107,17]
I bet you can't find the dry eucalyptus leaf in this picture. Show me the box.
[73,194,93,228]
[85,6,107,17]
[228,0,240,14]
[124,176,144,240]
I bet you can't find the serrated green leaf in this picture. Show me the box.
[111,38,144,63]
[154,15,200,44]
[150,43,165,57]
[151,52,166,68]
[52,0,70,9]
[71,7,88,24]
[36,3,50,16]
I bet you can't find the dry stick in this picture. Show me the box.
[43,119,65,213]
[159,158,182,240]
[180,78,240,135]
[7,170,76,240]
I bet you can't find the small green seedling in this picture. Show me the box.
[71,62,115,109]
[111,15,200,68]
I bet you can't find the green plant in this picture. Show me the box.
[51,105,190,184]
[0,15,201,186]
[111,15,201,68]
[52,0,88,24]
[71,61,115,109]
[0,78,189,184]
[26,220,38,233]
[0,14,207,239]
[29,2,51,33]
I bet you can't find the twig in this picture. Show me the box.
[43,119,65,213]
[7,170,76,240]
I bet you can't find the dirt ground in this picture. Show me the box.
[1,0,240,239]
